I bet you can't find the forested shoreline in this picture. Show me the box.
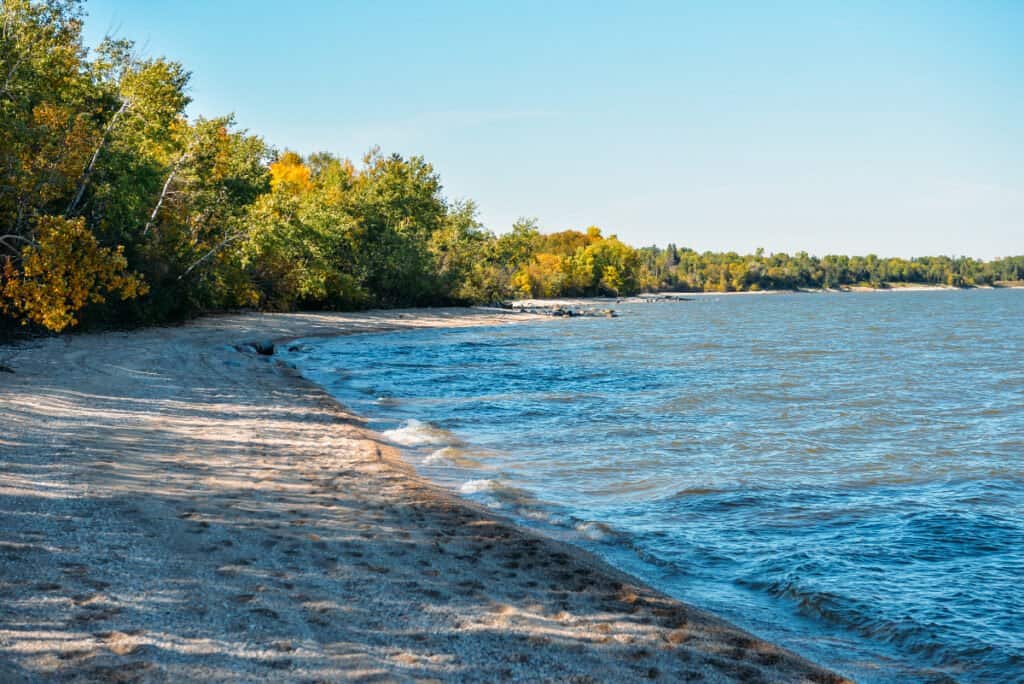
[2,0,1022,336]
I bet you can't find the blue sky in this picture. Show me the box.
[82,1,1022,258]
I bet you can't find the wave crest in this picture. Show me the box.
[459,479,495,494]
[382,419,461,447]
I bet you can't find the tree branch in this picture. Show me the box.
[0,55,24,99]
[142,157,181,236]
[0,233,36,256]
[143,137,197,237]
[177,232,243,281]
[66,99,130,216]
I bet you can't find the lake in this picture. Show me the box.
[284,290,1024,682]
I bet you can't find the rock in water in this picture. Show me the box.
[253,340,275,356]
[233,340,275,356]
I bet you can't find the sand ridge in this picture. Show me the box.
[0,308,848,682]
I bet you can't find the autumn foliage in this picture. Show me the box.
[1,217,146,331]
[269,152,313,194]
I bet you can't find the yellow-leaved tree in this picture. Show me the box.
[1,216,148,332]
[269,151,313,194]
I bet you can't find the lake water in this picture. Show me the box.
[283,290,1024,682]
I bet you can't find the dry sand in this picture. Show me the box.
[0,308,847,683]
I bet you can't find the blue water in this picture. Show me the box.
[284,290,1024,683]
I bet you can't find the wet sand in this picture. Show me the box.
[0,309,847,682]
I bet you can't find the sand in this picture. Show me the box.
[510,283,985,309]
[0,308,847,683]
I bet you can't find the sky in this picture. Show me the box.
[81,1,1023,258]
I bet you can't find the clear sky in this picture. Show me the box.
[81,1,1022,258]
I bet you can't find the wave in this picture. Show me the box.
[669,486,728,498]
[381,419,462,447]
[459,478,496,495]
[423,447,455,465]
[739,576,969,668]
[574,520,622,542]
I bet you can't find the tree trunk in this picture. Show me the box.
[143,159,181,236]
[177,232,243,281]
[66,99,129,216]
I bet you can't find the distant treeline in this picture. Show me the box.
[2,1,1021,334]
[635,248,1024,294]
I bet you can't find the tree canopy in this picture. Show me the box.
[2,1,1021,333]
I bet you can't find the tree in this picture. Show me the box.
[1,216,146,331]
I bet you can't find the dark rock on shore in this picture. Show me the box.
[634,293,693,302]
[521,306,618,318]
[235,340,275,356]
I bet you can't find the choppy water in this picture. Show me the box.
[284,290,1024,682]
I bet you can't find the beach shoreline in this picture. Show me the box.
[0,308,846,682]
[507,281,1024,309]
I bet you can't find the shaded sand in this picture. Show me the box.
[0,309,847,683]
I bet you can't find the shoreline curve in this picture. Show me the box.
[0,308,848,682]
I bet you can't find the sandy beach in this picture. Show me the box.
[509,282,1011,310]
[0,308,846,683]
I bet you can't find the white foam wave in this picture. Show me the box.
[381,419,455,447]
[459,479,495,495]
[424,447,457,465]
[575,520,620,542]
